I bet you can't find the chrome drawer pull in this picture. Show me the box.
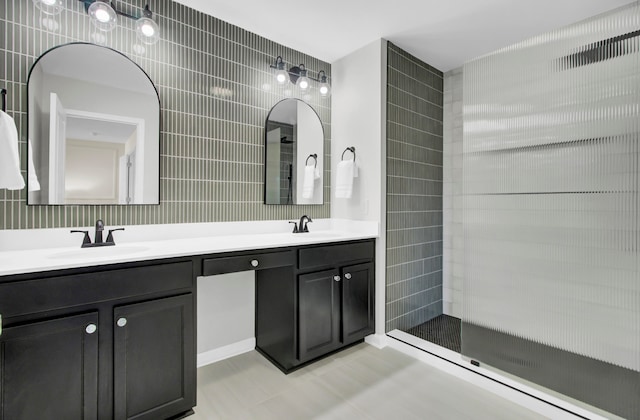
[250,259,259,268]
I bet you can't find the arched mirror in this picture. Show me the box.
[27,42,160,205]
[264,99,324,205]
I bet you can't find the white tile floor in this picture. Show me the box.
[191,343,545,419]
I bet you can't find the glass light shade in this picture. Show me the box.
[297,76,310,91]
[319,82,331,97]
[88,0,117,32]
[275,69,288,85]
[136,17,160,45]
[33,0,64,15]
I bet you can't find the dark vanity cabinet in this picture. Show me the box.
[0,260,196,420]
[113,294,195,420]
[256,239,375,372]
[0,312,99,419]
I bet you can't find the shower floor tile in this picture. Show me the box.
[403,314,461,353]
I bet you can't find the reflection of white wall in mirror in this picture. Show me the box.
[295,101,323,204]
[265,128,281,203]
[65,139,122,204]
[28,65,49,204]
[48,92,67,204]
[40,73,158,202]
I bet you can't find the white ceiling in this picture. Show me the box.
[174,0,634,71]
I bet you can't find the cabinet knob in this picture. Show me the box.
[85,324,97,334]
[116,317,127,327]
[250,259,259,268]
[333,275,341,282]
[344,273,352,280]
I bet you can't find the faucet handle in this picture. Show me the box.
[106,228,125,244]
[302,219,312,232]
[70,230,91,247]
[289,221,298,233]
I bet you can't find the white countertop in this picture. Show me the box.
[0,219,378,277]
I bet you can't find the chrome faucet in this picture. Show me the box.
[70,219,125,248]
[298,215,312,233]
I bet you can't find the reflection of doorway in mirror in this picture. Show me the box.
[49,105,145,204]
[65,139,122,204]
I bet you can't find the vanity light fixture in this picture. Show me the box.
[269,56,330,97]
[79,0,160,44]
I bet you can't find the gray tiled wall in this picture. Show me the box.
[0,0,330,229]
[386,42,443,332]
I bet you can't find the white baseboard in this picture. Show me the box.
[386,330,609,420]
[364,333,388,349]
[197,338,256,368]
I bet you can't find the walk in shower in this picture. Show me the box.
[388,3,640,419]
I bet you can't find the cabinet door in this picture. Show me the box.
[342,262,375,344]
[0,312,99,420]
[113,294,195,420]
[298,269,341,361]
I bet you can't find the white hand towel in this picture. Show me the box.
[28,139,41,191]
[0,110,25,190]
[302,165,315,199]
[335,159,356,199]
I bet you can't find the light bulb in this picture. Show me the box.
[297,65,310,91]
[141,22,155,37]
[297,76,310,91]
[275,69,288,85]
[95,8,111,22]
[318,71,330,97]
[88,1,116,32]
[33,0,64,15]
[136,16,160,44]
[319,83,331,97]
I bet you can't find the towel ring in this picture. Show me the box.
[305,153,318,168]
[1,88,6,112]
[341,147,356,161]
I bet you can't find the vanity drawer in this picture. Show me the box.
[0,261,193,319]
[202,250,294,276]
[298,240,374,270]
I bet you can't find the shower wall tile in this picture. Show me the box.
[386,42,443,332]
[0,0,331,229]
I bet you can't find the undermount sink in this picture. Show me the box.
[292,231,343,239]
[48,245,150,260]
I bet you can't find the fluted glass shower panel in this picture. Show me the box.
[462,4,640,418]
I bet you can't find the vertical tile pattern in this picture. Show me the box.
[385,43,443,332]
[442,67,463,318]
[462,3,640,418]
[0,0,331,229]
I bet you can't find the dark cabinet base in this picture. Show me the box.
[256,239,375,374]
[0,258,196,420]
